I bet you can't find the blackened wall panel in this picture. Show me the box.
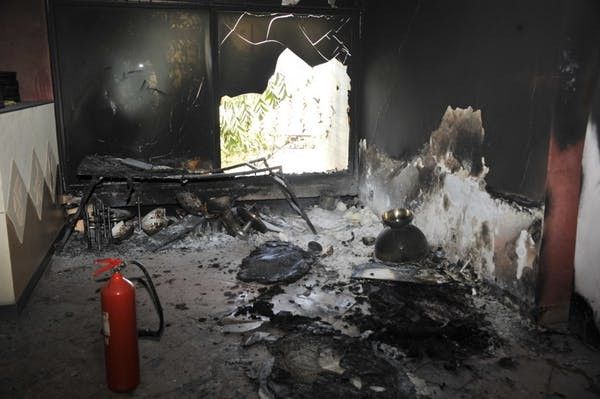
[361,0,567,200]
[52,4,212,186]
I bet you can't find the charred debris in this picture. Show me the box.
[59,156,316,252]
[57,165,523,398]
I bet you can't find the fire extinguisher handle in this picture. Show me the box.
[93,258,124,277]
[128,260,165,339]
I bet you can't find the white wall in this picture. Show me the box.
[574,118,600,329]
[0,104,58,213]
[0,103,59,305]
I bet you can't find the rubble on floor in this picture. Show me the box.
[82,199,498,395]
[37,197,600,398]
[260,333,418,398]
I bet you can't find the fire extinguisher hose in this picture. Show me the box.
[129,261,164,340]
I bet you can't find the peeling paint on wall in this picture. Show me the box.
[360,106,544,304]
[428,107,486,177]
[515,229,537,280]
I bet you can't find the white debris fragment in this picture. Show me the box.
[407,372,437,397]
[242,332,277,347]
[278,232,290,242]
[308,207,346,230]
[515,229,536,279]
[141,208,169,236]
[360,330,374,339]
[350,377,362,389]
[317,348,345,374]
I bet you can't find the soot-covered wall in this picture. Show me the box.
[359,0,600,310]
[361,0,567,201]
[50,4,214,187]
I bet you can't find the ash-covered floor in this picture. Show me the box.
[1,201,600,398]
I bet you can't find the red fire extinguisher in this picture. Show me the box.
[94,258,164,393]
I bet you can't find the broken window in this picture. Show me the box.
[218,12,354,174]
[49,3,358,191]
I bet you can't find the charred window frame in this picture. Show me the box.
[47,0,362,202]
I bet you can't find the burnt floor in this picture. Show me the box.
[1,204,600,398]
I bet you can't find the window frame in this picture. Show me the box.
[47,0,363,202]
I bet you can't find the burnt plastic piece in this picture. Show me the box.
[351,262,449,284]
[206,196,232,213]
[237,207,268,234]
[111,221,135,243]
[237,241,316,284]
[361,236,376,246]
[176,191,206,215]
[147,214,205,252]
[221,210,243,237]
[307,241,323,254]
[141,208,169,236]
[204,196,242,236]
[318,190,336,210]
[90,208,133,223]
[374,208,429,262]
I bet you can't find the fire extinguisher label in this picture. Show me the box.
[103,312,110,345]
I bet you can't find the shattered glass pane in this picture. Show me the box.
[218,12,353,173]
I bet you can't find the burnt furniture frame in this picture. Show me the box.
[46,0,364,205]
